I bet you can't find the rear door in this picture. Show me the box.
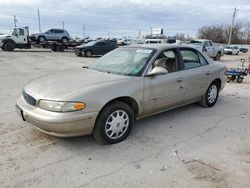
[204,41,214,57]
[178,48,212,103]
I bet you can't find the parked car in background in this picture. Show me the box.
[75,40,117,57]
[145,38,166,44]
[117,38,132,45]
[224,46,240,55]
[16,44,226,144]
[30,29,70,43]
[239,47,248,53]
[189,39,224,61]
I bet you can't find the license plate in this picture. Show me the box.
[15,105,25,121]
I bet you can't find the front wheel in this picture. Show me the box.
[93,102,134,144]
[38,36,46,43]
[61,37,69,43]
[3,41,15,51]
[199,82,219,107]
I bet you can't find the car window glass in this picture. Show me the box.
[208,41,212,46]
[181,49,201,69]
[55,30,63,33]
[96,42,105,46]
[89,48,154,76]
[19,29,24,35]
[153,50,178,73]
[204,41,208,47]
[198,52,208,66]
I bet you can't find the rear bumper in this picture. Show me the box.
[16,96,98,137]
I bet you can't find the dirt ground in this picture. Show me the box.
[0,49,250,188]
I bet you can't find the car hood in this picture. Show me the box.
[24,68,130,100]
[0,35,11,39]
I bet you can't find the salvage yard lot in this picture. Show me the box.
[0,49,250,188]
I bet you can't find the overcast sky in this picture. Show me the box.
[0,0,249,38]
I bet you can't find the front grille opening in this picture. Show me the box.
[22,90,36,106]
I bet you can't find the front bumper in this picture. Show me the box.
[0,42,3,48]
[16,97,98,137]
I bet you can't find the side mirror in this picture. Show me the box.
[146,66,168,77]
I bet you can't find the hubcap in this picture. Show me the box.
[208,85,218,104]
[62,38,67,43]
[105,110,129,139]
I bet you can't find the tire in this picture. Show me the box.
[75,50,82,57]
[231,75,236,81]
[236,52,239,55]
[227,77,231,83]
[38,36,46,43]
[3,41,15,51]
[85,50,92,57]
[215,52,221,61]
[199,82,219,108]
[93,101,134,144]
[61,37,69,44]
[236,76,243,83]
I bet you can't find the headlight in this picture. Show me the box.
[38,100,85,112]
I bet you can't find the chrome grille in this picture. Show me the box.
[22,90,36,106]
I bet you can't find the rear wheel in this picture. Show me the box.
[93,101,134,144]
[215,52,221,61]
[3,41,15,51]
[236,76,243,83]
[85,50,92,57]
[199,82,219,107]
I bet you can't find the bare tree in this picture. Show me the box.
[197,22,250,44]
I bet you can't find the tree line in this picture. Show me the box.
[197,22,250,44]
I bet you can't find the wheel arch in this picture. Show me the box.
[2,38,16,45]
[96,96,140,122]
[212,78,221,90]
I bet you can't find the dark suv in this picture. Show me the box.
[75,40,117,57]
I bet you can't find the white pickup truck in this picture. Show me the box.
[189,39,224,61]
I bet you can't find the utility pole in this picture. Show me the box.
[14,16,17,27]
[138,29,141,39]
[82,24,85,39]
[62,21,64,29]
[228,7,238,45]
[37,9,41,32]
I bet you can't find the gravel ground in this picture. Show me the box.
[0,49,250,188]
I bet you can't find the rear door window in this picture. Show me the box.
[180,49,201,69]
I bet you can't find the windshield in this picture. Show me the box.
[9,28,17,36]
[190,41,202,45]
[88,47,155,76]
[85,41,97,46]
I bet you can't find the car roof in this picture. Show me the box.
[123,44,193,50]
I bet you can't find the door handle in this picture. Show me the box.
[205,71,211,75]
[177,78,184,82]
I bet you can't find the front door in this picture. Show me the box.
[14,28,27,44]
[143,49,185,116]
